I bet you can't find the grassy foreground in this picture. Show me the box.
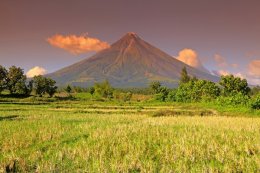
[0,97,260,172]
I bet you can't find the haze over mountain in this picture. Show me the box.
[47,33,218,87]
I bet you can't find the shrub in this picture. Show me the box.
[215,92,250,106]
[167,89,177,101]
[155,86,169,101]
[94,80,114,99]
[123,92,133,102]
[251,95,260,110]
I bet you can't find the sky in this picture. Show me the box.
[1,0,260,84]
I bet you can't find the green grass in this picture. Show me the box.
[0,97,260,172]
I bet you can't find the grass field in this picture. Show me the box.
[0,95,260,172]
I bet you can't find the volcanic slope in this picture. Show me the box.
[48,32,218,87]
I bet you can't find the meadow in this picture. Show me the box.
[0,94,260,172]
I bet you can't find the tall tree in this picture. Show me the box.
[6,66,28,95]
[33,75,57,97]
[0,65,7,93]
[179,67,191,84]
[219,75,250,96]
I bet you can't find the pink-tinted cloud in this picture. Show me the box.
[212,70,245,79]
[47,34,110,54]
[176,48,210,73]
[177,49,201,68]
[248,60,260,77]
[214,54,227,67]
[26,66,47,78]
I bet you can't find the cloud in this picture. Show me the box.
[176,48,210,73]
[214,54,227,67]
[26,66,47,78]
[47,34,110,54]
[248,60,260,77]
[212,59,260,85]
[212,70,245,79]
[177,49,202,68]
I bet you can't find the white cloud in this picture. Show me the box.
[26,66,47,78]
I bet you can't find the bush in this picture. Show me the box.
[155,86,169,101]
[173,80,220,103]
[123,92,132,102]
[167,89,177,101]
[251,95,260,110]
[215,92,250,106]
[94,80,114,99]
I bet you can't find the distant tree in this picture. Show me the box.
[6,66,28,95]
[33,75,57,97]
[250,86,260,96]
[65,85,72,94]
[155,86,169,101]
[0,65,7,93]
[251,95,260,110]
[179,67,191,85]
[123,92,133,102]
[219,75,250,96]
[46,78,57,97]
[149,81,161,94]
[73,86,83,93]
[94,80,113,99]
[89,86,95,96]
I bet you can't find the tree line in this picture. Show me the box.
[150,67,260,109]
[0,65,57,97]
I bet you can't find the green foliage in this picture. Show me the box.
[65,85,72,94]
[6,66,29,95]
[149,81,161,94]
[215,92,250,106]
[173,80,220,102]
[0,65,7,93]
[167,89,177,101]
[251,95,260,110]
[179,67,191,84]
[33,75,57,97]
[155,86,169,101]
[219,75,250,96]
[250,86,260,96]
[123,92,133,102]
[115,87,152,95]
[89,87,95,96]
[94,80,114,99]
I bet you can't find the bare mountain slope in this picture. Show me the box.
[47,32,218,87]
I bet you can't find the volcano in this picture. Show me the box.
[47,32,218,87]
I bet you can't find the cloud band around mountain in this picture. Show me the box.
[47,34,110,54]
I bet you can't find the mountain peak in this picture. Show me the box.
[126,32,138,37]
[122,32,140,40]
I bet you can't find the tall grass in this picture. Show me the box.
[0,98,259,172]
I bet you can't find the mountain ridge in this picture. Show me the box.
[47,32,218,87]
